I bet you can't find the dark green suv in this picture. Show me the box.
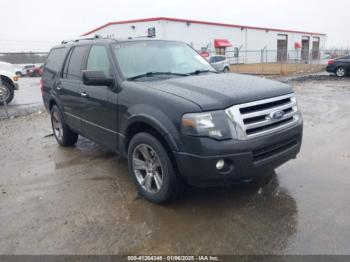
[42,36,303,203]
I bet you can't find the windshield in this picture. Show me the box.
[113,41,215,80]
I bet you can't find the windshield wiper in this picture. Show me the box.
[127,72,189,81]
[188,70,218,75]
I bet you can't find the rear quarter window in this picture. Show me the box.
[44,47,67,77]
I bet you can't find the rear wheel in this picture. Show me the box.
[223,67,230,73]
[50,105,78,147]
[128,132,182,203]
[0,80,14,105]
[336,67,346,77]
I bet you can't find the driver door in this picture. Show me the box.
[79,45,118,151]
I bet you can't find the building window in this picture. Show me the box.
[216,47,226,55]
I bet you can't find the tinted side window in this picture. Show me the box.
[209,57,217,63]
[86,45,111,76]
[62,48,73,79]
[217,56,226,62]
[66,46,89,80]
[45,48,66,73]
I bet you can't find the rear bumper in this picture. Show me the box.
[326,65,336,73]
[174,123,302,186]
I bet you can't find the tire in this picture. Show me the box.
[128,132,182,203]
[50,105,78,147]
[336,67,346,77]
[16,71,22,77]
[0,80,14,105]
[223,67,230,73]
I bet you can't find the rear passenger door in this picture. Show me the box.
[80,45,118,151]
[58,45,89,132]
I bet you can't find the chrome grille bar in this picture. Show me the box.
[225,93,300,140]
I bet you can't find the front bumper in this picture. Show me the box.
[174,123,302,186]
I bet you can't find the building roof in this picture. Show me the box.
[83,17,326,36]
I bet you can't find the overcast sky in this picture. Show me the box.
[1,0,349,51]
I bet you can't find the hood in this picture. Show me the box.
[0,61,15,76]
[141,73,293,110]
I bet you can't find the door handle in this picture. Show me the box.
[80,92,88,98]
[55,81,62,90]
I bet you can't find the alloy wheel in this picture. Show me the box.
[336,67,345,77]
[52,111,63,141]
[132,144,163,194]
[0,85,10,102]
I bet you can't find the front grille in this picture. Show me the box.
[225,94,300,140]
[253,138,299,163]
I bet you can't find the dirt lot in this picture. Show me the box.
[230,63,325,75]
[0,78,350,255]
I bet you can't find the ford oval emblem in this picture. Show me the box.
[271,110,285,120]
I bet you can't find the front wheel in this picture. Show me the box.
[336,67,346,77]
[223,67,230,73]
[0,80,14,105]
[128,132,182,203]
[50,105,78,147]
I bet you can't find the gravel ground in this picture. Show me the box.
[0,77,349,255]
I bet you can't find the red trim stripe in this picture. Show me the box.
[82,17,326,36]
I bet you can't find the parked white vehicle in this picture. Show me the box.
[0,61,19,105]
[209,55,231,73]
[14,64,36,77]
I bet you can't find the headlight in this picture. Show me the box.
[181,111,236,140]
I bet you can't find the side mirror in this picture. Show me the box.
[82,70,114,87]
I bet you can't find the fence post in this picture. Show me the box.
[261,49,264,76]
[261,46,267,76]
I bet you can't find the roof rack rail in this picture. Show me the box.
[61,34,102,44]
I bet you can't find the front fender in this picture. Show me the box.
[122,104,182,152]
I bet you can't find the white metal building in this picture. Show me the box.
[83,17,326,64]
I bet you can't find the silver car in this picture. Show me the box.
[209,55,230,73]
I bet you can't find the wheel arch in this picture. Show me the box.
[47,97,67,122]
[48,96,64,112]
[124,115,179,152]
[0,75,15,89]
[123,116,181,173]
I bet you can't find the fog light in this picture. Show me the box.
[216,159,225,170]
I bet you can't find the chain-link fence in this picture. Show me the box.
[202,48,350,75]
